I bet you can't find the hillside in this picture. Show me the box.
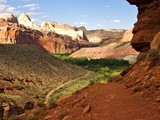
[70,29,139,64]
[77,27,126,43]
[17,0,160,119]
[0,44,95,119]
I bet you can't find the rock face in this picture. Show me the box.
[41,22,88,41]
[70,29,139,64]
[18,13,39,28]
[77,28,126,43]
[120,28,133,42]
[0,18,81,53]
[0,13,18,23]
[127,0,160,52]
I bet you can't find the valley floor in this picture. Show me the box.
[43,82,160,120]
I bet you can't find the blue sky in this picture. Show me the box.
[0,0,138,30]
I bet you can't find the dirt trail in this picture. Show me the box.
[44,82,160,120]
[44,71,91,104]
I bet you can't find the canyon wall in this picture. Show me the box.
[0,18,81,53]
[77,27,126,43]
[127,0,160,52]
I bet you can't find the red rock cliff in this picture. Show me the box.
[0,18,80,53]
[127,0,160,52]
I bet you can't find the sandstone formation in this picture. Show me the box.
[77,27,126,43]
[0,13,18,23]
[71,29,138,64]
[127,0,160,52]
[0,17,81,53]
[41,22,88,41]
[120,28,133,42]
[18,12,39,28]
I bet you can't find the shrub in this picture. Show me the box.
[34,108,46,117]
[8,115,18,120]
[89,80,95,86]
[97,67,110,75]
[18,116,34,120]
[137,52,147,61]
[37,102,46,108]
[146,49,159,61]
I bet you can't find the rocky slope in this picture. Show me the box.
[0,44,93,119]
[70,28,139,64]
[21,0,160,119]
[77,27,126,43]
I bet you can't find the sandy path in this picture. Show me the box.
[44,71,91,104]
[44,83,160,120]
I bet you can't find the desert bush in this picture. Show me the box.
[8,115,18,120]
[146,49,159,61]
[37,102,46,108]
[34,108,46,117]
[18,115,34,120]
[97,67,110,75]
[137,52,147,61]
[89,80,95,86]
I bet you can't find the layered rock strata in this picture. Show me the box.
[127,0,160,52]
[0,18,81,53]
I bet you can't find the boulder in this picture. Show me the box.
[18,12,39,28]
[0,13,18,23]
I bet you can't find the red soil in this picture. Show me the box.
[43,82,160,120]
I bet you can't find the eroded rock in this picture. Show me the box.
[0,13,18,23]
[127,0,160,52]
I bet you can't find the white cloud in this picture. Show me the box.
[73,22,78,25]
[97,24,103,27]
[79,22,88,25]
[18,4,40,11]
[42,15,47,18]
[0,4,21,15]
[0,0,7,3]
[111,20,120,23]
[105,5,109,8]
[31,18,40,22]
[27,12,42,16]
[73,21,88,25]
